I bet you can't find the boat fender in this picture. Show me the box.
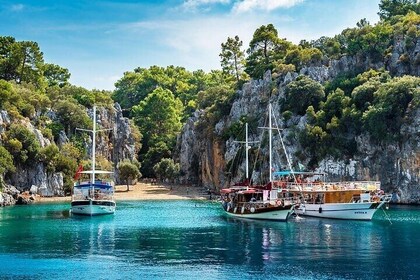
[227,205,230,212]
[241,206,245,214]
[319,207,322,213]
[250,207,255,213]
[276,200,282,206]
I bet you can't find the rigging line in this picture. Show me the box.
[271,107,306,210]
[227,125,247,184]
[271,108,298,183]
[252,113,267,185]
[382,207,393,225]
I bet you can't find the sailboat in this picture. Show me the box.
[220,104,294,221]
[70,106,116,216]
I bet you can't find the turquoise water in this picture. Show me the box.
[0,201,419,280]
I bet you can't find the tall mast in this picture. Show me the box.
[91,106,96,184]
[269,103,273,182]
[234,123,258,186]
[245,123,249,180]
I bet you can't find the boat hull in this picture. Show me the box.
[71,200,116,216]
[223,205,293,221]
[295,201,386,220]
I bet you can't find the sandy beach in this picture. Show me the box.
[36,182,207,203]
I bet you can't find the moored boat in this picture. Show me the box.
[220,104,295,221]
[221,185,293,221]
[71,171,116,216]
[274,171,391,220]
[70,106,116,216]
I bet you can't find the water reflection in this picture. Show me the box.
[0,202,418,279]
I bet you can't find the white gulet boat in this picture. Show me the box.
[220,104,294,221]
[273,171,391,220]
[70,106,116,216]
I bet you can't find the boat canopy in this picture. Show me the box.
[273,171,325,176]
[75,182,113,189]
[241,189,256,194]
[80,170,113,174]
[220,188,233,194]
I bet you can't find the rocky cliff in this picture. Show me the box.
[176,44,420,203]
[0,103,136,205]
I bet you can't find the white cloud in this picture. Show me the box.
[10,4,24,11]
[121,12,302,73]
[182,0,231,11]
[232,0,304,13]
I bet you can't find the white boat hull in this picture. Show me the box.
[224,208,292,221]
[295,201,386,220]
[71,200,116,216]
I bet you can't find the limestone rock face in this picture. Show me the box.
[0,110,11,135]
[93,103,137,184]
[176,110,202,185]
[300,37,420,84]
[0,192,15,207]
[2,103,136,198]
[0,185,19,207]
[176,38,420,203]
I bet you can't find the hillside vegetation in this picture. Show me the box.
[0,0,419,192]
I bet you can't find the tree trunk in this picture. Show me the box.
[126,179,129,192]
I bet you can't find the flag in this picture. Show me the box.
[74,164,83,180]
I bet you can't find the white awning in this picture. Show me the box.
[80,170,113,174]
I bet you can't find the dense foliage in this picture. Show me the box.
[0,35,121,192]
[0,0,419,189]
[113,64,235,177]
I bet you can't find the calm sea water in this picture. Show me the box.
[0,200,418,280]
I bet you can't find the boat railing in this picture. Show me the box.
[72,188,114,201]
[281,181,381,192]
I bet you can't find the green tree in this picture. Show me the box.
[245,24,284,78]
[322,88,351,120]
[311,36,344,59]
[141,141,171,178]
[284,75,325,115]
[4,124,41,166]
[351,79,381,111]
[54,99,91,135]
[43,63,70,87]
[0,79,15,110]
[133,87,183,146]
[362,75,420,142]
[38,144,60,173]
[55,143,83,194]
[132,87,183,177]
[153,158,180,183]
[378,0,419,20]
[15,40,45,87]
[118,159,141,191]
[220,35,246,83]
[0,146,15,189]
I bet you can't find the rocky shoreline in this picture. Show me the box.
[0,185,38,207]
[0,182,206,207]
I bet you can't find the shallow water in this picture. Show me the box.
[0,201,418,279]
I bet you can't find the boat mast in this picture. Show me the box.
[234,123,258,185]
[269,103,273,182]
[92,106,96,184]
[245,123,249,180]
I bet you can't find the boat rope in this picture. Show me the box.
[381,207,392,225]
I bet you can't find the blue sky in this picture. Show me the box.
[0,0,381,90]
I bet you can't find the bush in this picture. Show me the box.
[284,75,325,115]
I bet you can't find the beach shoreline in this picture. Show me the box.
[36,182,208,203]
